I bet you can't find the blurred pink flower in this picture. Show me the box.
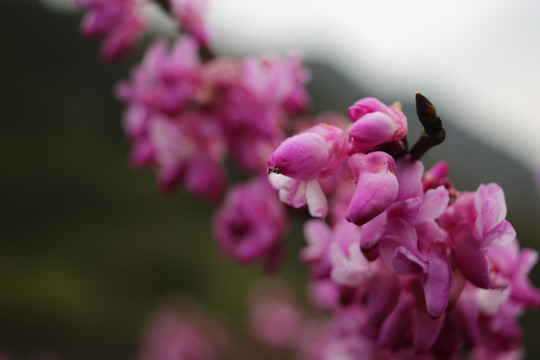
[137,299,227,360]
[213,176,287,267]
[76,0,146,61]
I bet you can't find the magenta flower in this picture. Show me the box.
[137,299,227,360]
[439,183,517,288]
[301,219,332,278]
[268,123,347,217]
[148,113,226,201]
[422,161,452,191]
[475,183,516,246]
[76,0,146,61]
[247,282,304,349]
[395,155,425,201]
[213,176,287,266]
[487,240,540,307]
[347,97,392,121]
[223,54,311,172]
[346,151,398,226]
[328,221,370,287]
[347,98,407,154]
[268,132,330,180]
[470,346,522,360]
[170,0,211,46]
[117,37,202,116]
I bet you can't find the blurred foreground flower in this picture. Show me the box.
[137,297,228,360]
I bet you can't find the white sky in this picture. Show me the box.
[43,0,540,172]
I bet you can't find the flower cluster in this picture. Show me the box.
[267,97,540,358]
[115,37,310,202]
[73,0,540,359]
[75,0,146,61]
[75,0,210,61]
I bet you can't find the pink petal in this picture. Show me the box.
[347,97,388,122]
[301,220,332,262]
[475,183,507,236]
[422,242,453,318]
[395,155,424,201]
[392,246,428,275]
[417,186,449,224]
[348,112,401,153]
[412,310,445,354]
[268,174,307,209]
[184,155,226,203]
[483,219,516,246]
[360,211,388,261]
[377,292,415,351]
[366,264,399,324]
[451,226,491,289]
[268,132,329,180]
[305,179,328,218]
[346,152,398,226]
[379,218,426,275]
[330,242,370,286]
[452,287,479,347]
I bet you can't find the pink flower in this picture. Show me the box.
[347,97,407,154]
[439,183,517,288]
[148,113,226,201]
[170,0,211,46]
[223,54,311,172]
[213,176,287,266]
[301,219,332,278]
[76,0,146,61]
[475,183,516,246]
[422,161,452,191]
[487,240,540,307]
[137,299,227,360]
[117,37,201,116]
[247,282,304,349]
[346,151,398,226]
[268,132,329,180]
[395,155,425,201]
[328,221,370,287]
[470,346,523,360]
[268,123,347,217]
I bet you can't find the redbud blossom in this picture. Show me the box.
[170,0,211,46]
[346,151,398,226]
[76,0,146,61]
[137,300,227,360]
[213,177,287,266]
[328,221,370,287]
[268,124,347,217]
[301,220,332,278]
[222,54,310,172]
[247,283,304,349]
[347,98,407,154]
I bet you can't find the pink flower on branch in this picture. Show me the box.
[346,151,398,226]
[213,176,287,269]
[75,0,146,62]
[137,298,228,360]
[169,0,211,46]
[268,123,347,218]
[347,97,407,155]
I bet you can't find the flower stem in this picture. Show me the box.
[410,93,446,159]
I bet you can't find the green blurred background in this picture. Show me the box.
[1,1,539,359]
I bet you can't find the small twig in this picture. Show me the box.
[410,93,446,159]
[155,0,171,12]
